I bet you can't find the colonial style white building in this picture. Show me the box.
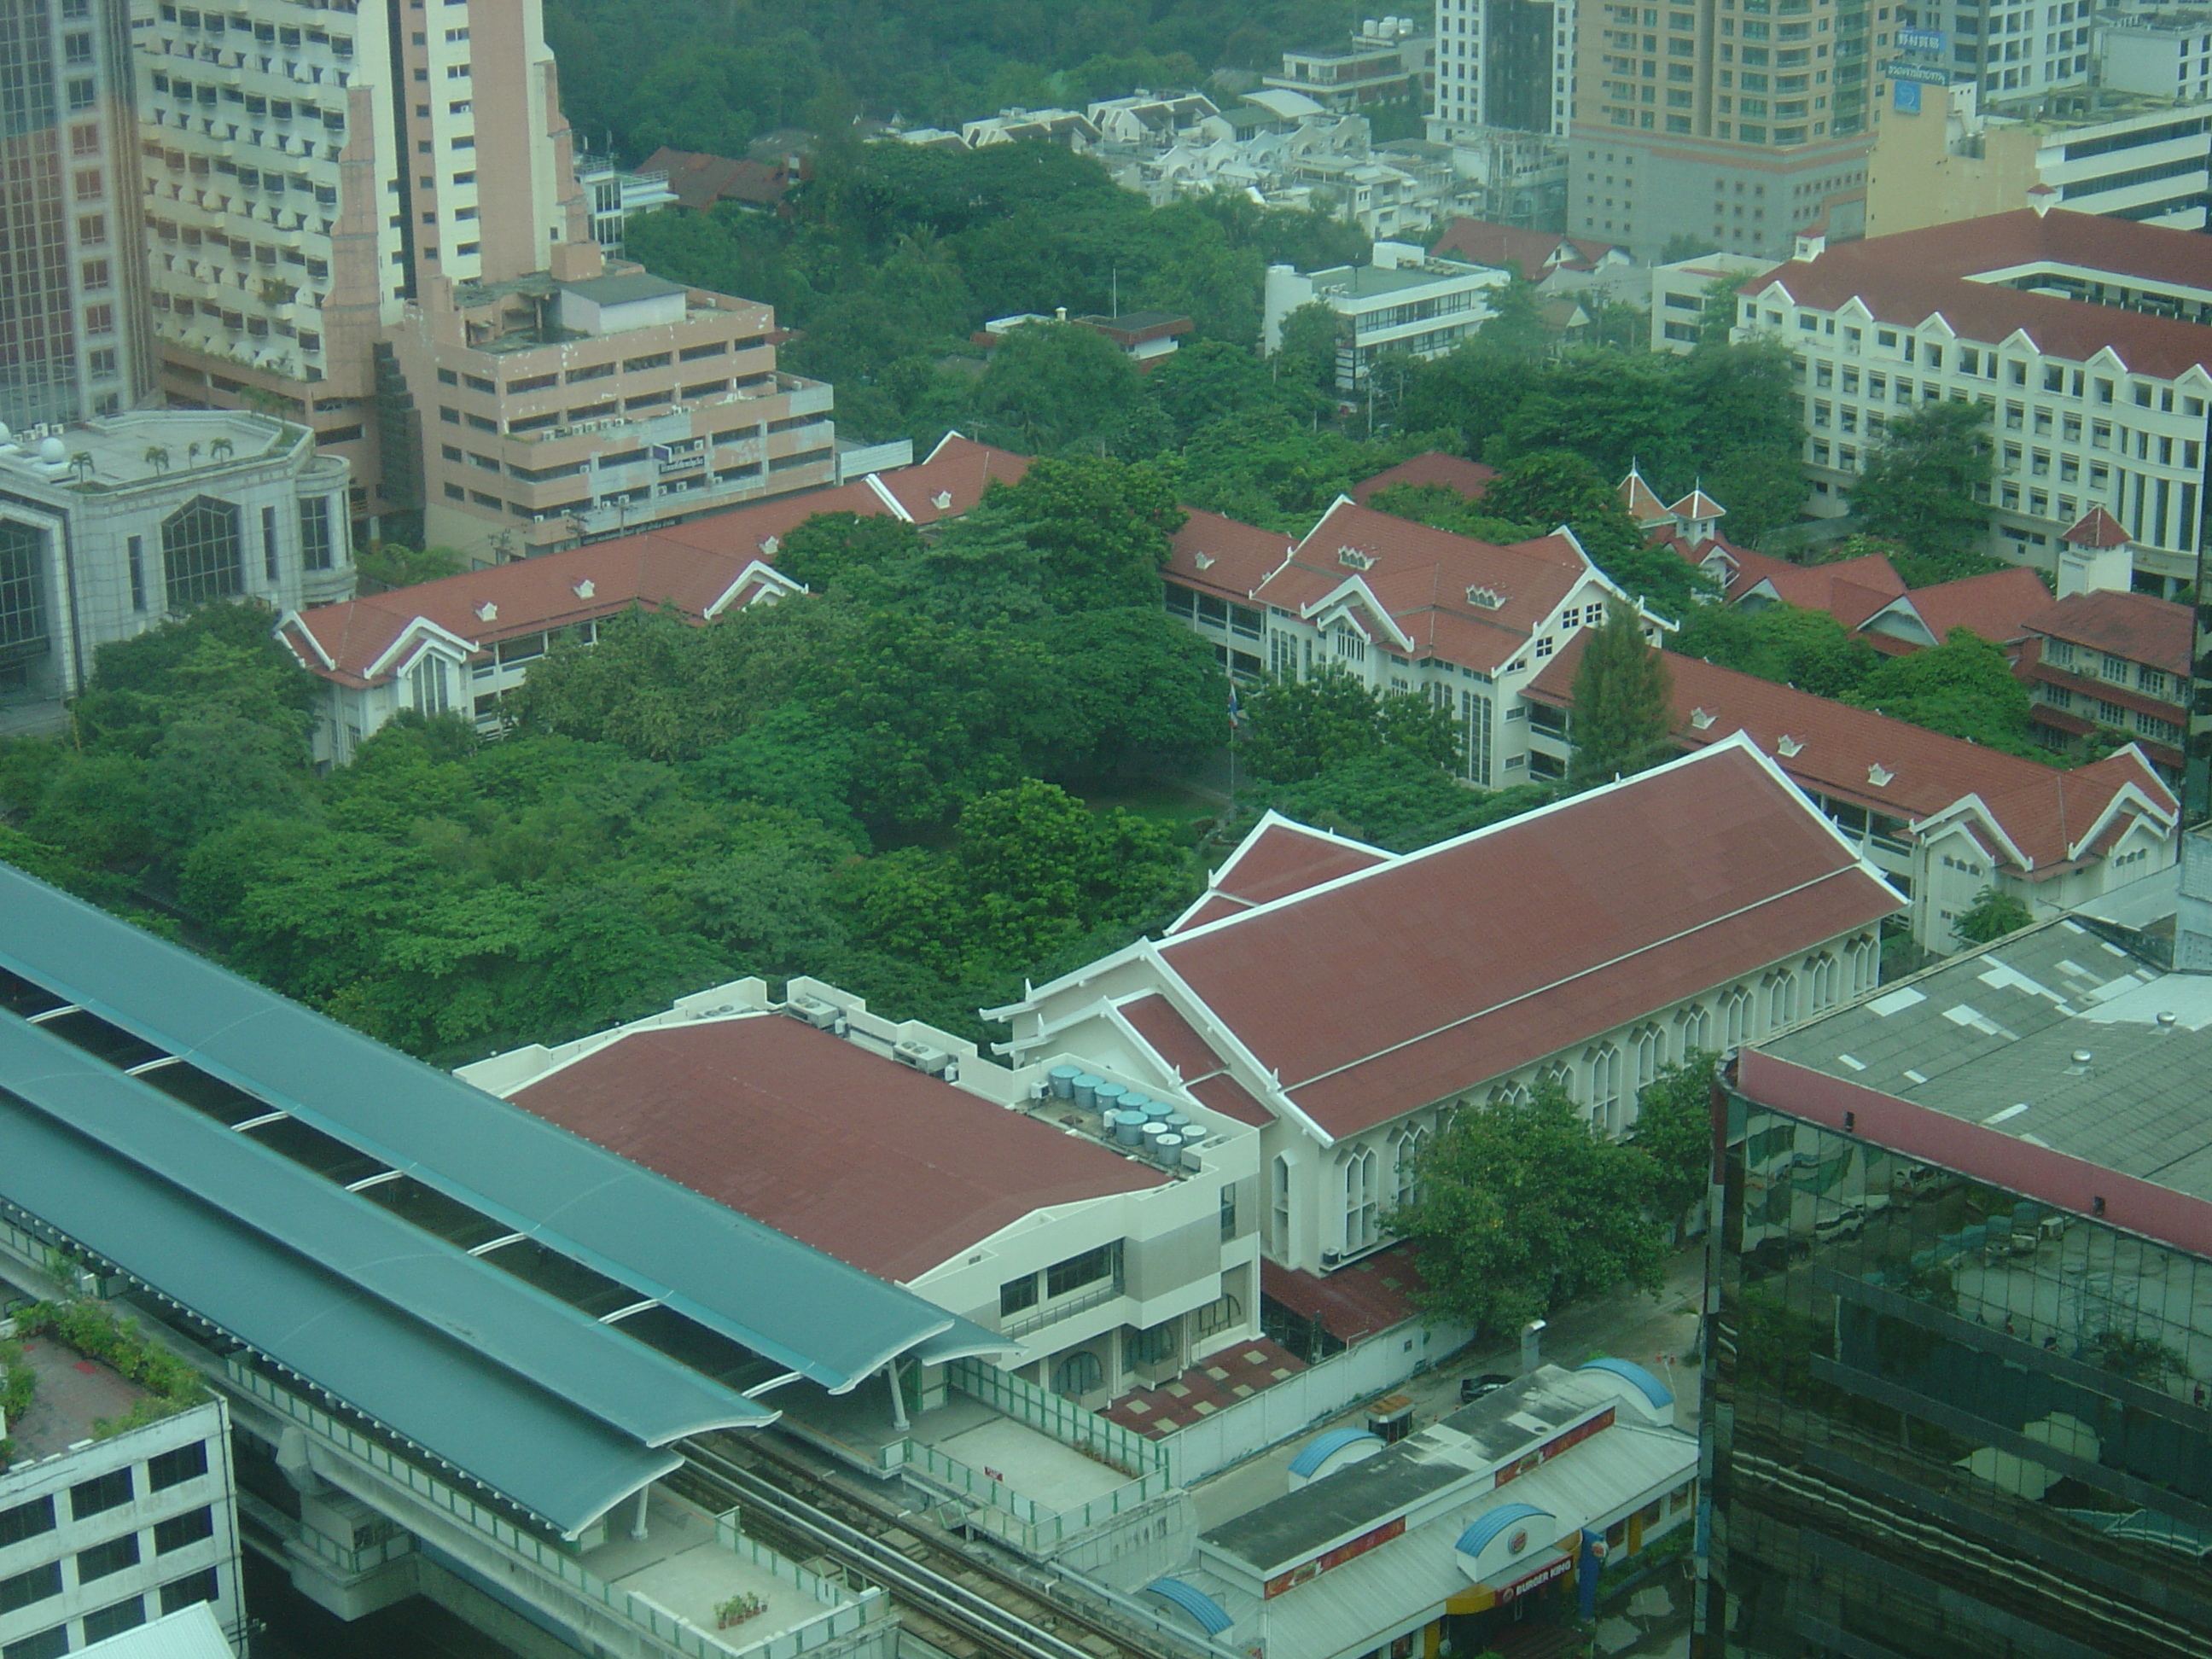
[1736,207,2212,592]
[990,741,1902,1280]
[0,411,352,734]
[1164,492,1674,787]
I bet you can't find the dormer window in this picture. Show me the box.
[1868,763,1894,787]
[759,534,780,556]
[572,578,595,599]
[1690,707,1715,731]
[474,601,497,622]
[1467,585,1504,609]
[1194,551,1217,570]
[932,490,952,509]
[1777,735,1803,757]
[1338,545,1373,570]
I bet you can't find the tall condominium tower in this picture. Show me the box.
[0,0,158,427]
[131,0,834,561]
[1431,0,1577,137]
[1568,0,1883,259]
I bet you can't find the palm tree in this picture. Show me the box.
[143,445,171,475]
[185,441,202,466]
[208,436,234,460]
[67,451,94,484]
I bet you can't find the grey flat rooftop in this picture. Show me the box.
[564,272,690,305]
[1200,1366,1606,1574]
[1759,918,2212,1200]
[1310,263,1475,300]
[0,410,300,492]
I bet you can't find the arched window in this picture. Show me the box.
[1677,1004,1710,1054]
[1721,986,1753,1047]
[1332,621,1368,664]
[1394,1127,1428,1208]
[1633,1023,1664,1092]
[1807,952,1839,1011]
[1586,1043,1622,1135]
[1271,1155,1292,1260]
[409,653,452,715]
[1489,1080,1531,1108]
[1849,934,1878,997]
[1052,1349,1103,1399]
[1345,1148,1380,1252]
[1765,969,1797,1029]
[1540,1059,1576,1102]
[162,496,242,611]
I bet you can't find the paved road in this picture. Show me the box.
[1192,1240,1708,1529]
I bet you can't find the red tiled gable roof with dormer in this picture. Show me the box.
[1857,566,2055,656]
[1350,451,1498,504]
[1742,209,2212,381]
[865,433,1033,522]
[1430,218,1622,279]
[1237,498,1592,674]
[2023,588,2194,678]
[1527,637,2176,874]
[1138,741,1901,1138]
[1166,509,1295,601]
[1738,551,1907,628]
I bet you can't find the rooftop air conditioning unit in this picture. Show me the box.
[787,994,847,1035]
[894,1039,958,1080]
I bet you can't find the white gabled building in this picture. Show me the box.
[1162,493,1658,787]
[1734,207,2212,592]
[989,741,1902,1285]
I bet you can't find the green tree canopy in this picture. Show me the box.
[1953,886,2034,946]
[1632,1051,1720,1222]
[1390,1083,1667,1335]
[1849,399,1995,562]
[1567,599,1676,789]
[1846,628,2042,758]
[1669,602,1878,700]
[1239,667,1460,785]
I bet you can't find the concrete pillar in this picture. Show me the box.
[629,1483,650,1542]
[887,1359,910,1433]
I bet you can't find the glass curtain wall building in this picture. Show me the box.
[1703,920,2212,1658]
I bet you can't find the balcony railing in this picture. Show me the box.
[1000,1276,1123,1340]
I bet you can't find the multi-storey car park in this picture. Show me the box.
[1736,206,2212,591]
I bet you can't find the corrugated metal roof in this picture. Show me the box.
[79,1604,234,1658]
[0,863,982,1396]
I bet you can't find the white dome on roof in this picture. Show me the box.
[38,436,67,463]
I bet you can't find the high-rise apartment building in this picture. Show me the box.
[1432,0,1578,137]
[131,0,835,562]
[1568,0,1883,259]
[1926,0,2093,99]
[0,0,158,428]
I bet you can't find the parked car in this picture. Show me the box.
[1461,1372,1514,1404]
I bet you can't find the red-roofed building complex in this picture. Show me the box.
[1524,638,2179,948]
[1162,494,1662,787]
[463,973,1266,1412]
[2020,586,2193,777]
[1736,210,2212,591]
[1348,451,1497,506]
[992,742,1902,1278]
[281,435,1027,764]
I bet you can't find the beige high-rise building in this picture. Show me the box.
[1567,0,1885,259]
[133,0,835,560]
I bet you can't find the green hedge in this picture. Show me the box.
[12,1301,205,1438]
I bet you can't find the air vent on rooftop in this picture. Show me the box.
[894,1039,958,1080]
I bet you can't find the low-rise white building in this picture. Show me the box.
[2097,7,2212,103]
[1650,251,1774,352]
[1735,207,2212,591]
[0,1361,241,1657]
[462,975,1264,1413]
[0,411,352,735]
[991,741,1901,1282]
[1263,244,1508,390]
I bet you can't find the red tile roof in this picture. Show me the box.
[1351,451,1498,505]
[1620,468,1671,527]
[1738,552,1907,628]
[640,148,790,211]
[1857,566,2054,653]
[1742,209,2212,381]
[1166,509,1295,601]
[1101,1337,1307,1438]
[1168,816,1391,932]
[1430,219,1622,279]
[1670,489,1726,521]
[507,1016,1165,1283]
[1115,995,1274,1126]
[1261,1244,1430,1344]
[1150,742,1900,1138]
[1528,637,2176,873]
[2063,506,2130,549]
[2022,588,2193,677]
[283,440,1027,685]
[1243,499,1592,674]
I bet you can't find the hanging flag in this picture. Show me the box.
[1227,684,1243,729]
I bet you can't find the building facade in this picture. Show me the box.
[2021,579,2193,775]
[1265,18,1434,114]
[1431,0,1578,137]
[0,1397,241,1659]
[0,0,158,428]
[1262,245,1506,392]
[1866,82,2212,237]
[993,742,1900,1288]
[2093,5,2212,102]
[1705,918,2212,1658]
[1568,0,1879,260]
[0,410,352,733]
[1735,207,2212,588]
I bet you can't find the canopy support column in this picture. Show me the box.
[887,1358,911,1432]
[629,1484,651,1542]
